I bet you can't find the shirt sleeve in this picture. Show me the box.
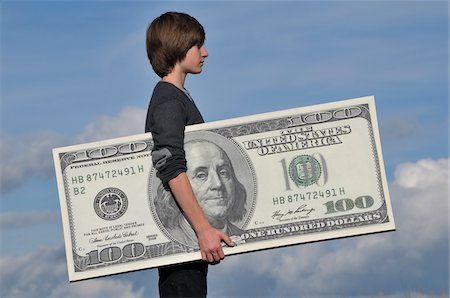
[149,99,187,184]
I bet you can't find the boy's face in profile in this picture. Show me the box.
[179,45,208,75]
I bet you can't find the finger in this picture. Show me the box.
[217,248,225,259]
[221,233,235,247]
[212,251,222,262]
[207,252,214,263]
[201,250,207,262]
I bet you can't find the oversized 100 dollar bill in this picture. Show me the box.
[53,96,395,281]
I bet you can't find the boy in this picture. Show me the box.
[145,12,234,297]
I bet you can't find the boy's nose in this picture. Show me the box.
[201,46,208,57]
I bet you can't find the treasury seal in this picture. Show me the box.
[94,187,128,220]
[289,155,321,187]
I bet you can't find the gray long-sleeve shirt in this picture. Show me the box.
[145,81,204,184]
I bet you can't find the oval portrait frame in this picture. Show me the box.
[149,130,257,247]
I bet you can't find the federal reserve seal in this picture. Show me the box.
[94,187,128,220]
[289,155,322,187]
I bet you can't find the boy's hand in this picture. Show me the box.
[197,226,234,263]
[167,173,235,262]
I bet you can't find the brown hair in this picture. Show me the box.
[146,12,205,78]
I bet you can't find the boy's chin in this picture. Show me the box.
[190,67,203,74]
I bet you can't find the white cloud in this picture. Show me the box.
[75,107,146,144]
[49,279,144,298]
[0,246,145,298]
[209,158,449,297]
[0,107,146,194]
[0,131,69,193]
[393,158,448,189]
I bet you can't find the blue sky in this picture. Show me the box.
[1,1,449,297]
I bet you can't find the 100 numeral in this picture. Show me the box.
[87,242,145,266]
[323,196,374,214]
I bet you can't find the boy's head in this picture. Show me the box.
[146,12,205,78]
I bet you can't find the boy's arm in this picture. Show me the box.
[168,172,235,262]
[148,98,233,262]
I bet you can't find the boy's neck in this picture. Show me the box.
[162,66,187,91]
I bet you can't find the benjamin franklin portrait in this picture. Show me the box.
[150,131,255,248]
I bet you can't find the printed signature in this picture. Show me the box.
[272,204,315,221]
